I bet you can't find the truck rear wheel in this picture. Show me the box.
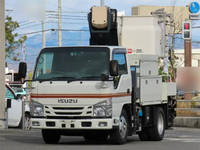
[42,129,61,144]
[148,107,165,141]
[110,109,128,144]
[138,128,150,141]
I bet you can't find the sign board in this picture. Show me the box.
[189,1,200,20]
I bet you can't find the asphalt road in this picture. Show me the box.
[0,127,200,150]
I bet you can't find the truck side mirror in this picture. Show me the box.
[110,60,119,76]
[18,62,27,83]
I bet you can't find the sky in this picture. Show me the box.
[5,0,200,71]
[5,0,195,35]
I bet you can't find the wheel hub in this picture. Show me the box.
[119,116,127,138]
[158,113,164,135]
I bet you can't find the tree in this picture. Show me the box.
[5,16,27,61]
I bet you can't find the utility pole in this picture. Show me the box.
[0,0,6,129]
[184,39,192,100]
[184,40,192,67]
[58,0,62,46]
[100,0,105,6]
[22,42,26,62]
[182,20,192,100]
[42,21,46,48]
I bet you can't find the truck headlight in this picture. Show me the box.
[30,101,44,117]
[93,99,112,117]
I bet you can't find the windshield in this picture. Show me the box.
[9,85,24,93]
[33,47,110,81]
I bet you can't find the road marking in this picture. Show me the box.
[166,137,200,143]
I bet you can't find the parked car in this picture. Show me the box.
[5,84,22,127]
[9,83,30,115]
[9,84,27,96]
[5,83,31,128]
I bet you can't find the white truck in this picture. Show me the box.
[23,6,176,144]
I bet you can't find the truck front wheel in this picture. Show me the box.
[110,109,128,144]
[42,129,61,144]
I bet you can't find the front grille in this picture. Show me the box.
[53,107,84,110]
[55,112,82,115]
[44,105,93,117]
[46,116,111,119]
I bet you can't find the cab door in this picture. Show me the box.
[112,49,132,118]
[6,86,22,127]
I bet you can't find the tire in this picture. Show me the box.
[148,107,165,141]
[138,128,150,141]
[24,113,31,130]
[42,129,61,144]
[18,118,23,129]
[110,109,128,144]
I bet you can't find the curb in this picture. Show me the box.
[174,117,200,128]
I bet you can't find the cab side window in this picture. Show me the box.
[113,53,128,75]
[6,87,15,99]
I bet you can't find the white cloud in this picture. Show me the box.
[15,0,46,21]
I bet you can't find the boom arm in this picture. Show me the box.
[88,6,118,46]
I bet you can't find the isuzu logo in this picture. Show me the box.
[58,99,78,103]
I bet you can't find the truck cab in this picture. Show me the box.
[31,46,131,130]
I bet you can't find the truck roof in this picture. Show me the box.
[42,46,125,49]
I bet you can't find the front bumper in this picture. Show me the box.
[31,118,116,129]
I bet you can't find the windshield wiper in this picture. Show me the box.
[50,77,76,81]
[65,76,101,83]
[36,75,107,83]
[36,77,77,83]
[79,76,101,79]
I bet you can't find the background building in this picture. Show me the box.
[175,49,200,67]
[132,5,190,34]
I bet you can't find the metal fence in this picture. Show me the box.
[176,99,200,116]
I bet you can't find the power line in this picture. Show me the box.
[46,10,88,14]
[17,23,43,30]
[46,14,87,18]
[19,28,89,36]
[18,20,30,24]
[6,9,88,14]
[18,19,88,28]
[55,29,89,32]
[46,21,88,25]
[47,16,87,20]
[18,29,52,35]
[19,21,36,27]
